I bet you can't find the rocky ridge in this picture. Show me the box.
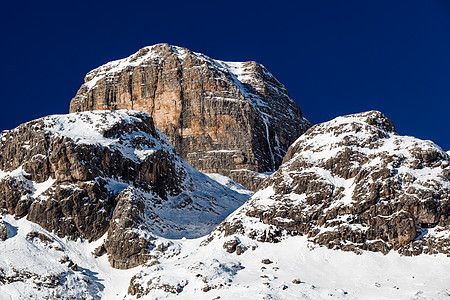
[0,110,449,299]
[69,43,311,190]
[213,111,450,255]
[0,109,248,269]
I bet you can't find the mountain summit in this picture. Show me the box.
[0,110,248,270]
[0,110,448,299]
[69,44,311,190]
[119,111,450,299]
[1,39,448,298]
[215,111,450,255]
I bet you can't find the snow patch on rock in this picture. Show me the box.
[213,110,450,255]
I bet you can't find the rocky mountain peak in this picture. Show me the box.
[0,110,248,269]
[0,107,448,298]
[214,110,450,255]
[282,110,397,165]
[69,44,311,190]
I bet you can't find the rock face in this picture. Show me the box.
[0,110,248,269]
[69,43,311,190]
[0,219,6,241]
[214,111,450,255]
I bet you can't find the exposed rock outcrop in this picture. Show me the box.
[69,44,310,190]
[0,110,248,268]
[0,219,6,241]
[214,111,450,255]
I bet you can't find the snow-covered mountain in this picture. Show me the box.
[2,214,449,299]
[119,111,450,299]
[1,109,448,299]
[214,111,450,255]
[69,43,311,190]
[0,110,249,272]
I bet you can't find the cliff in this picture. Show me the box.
[69,44,311,190]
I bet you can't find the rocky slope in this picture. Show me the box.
[3,214,449,300]
[0,110,449,299]
[69,43,311,190]
[0,110,248,270]
[213,111,450,255]
[115,111,450,299]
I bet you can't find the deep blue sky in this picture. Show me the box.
[1,1,449,150]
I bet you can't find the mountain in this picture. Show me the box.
[121,111,449,299]
[0,110,448,299]
[69,43,311,190]
[214,110,450,255]
[0,110,248,271]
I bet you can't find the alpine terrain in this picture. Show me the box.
[0,109,249,298]
[69,44,311,190]
[0,44,448,299]
[120,110,450,299]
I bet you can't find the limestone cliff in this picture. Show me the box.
[69,44,311,190]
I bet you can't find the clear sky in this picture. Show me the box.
[1,0,449,150]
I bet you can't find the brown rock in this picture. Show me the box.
[104,187,151,269]
[26,231,53,245]
[0,220,6,241]
[26,180,113,241]
[236,244,247,255]
[69,44,310,190]
[0,177,32,217]
[223,239,239,254]
[92,244,106,257]
[59,256,69,263]
[0,110,247,270]
[216,111,450,255]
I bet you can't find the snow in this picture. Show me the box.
[206,150,240,154]
[205,173,254,197]
[3,109,194,174]
[41,110,171,163]
[250,186,276,207]
[0,166,30,181]
[0,166,55,204]
[195,110,450,299]
[2,98,448,300]
[82,45,187,91]
[0,109,448,298]
[221,61,256,83]
[3,215,444,299]
[229,169,273,180]
[283,111,450,197]
[103,177,129,195]
[134,149,156,160]
[30,176,56,199]
[0,109,251,240]
[144,160,250,239]
[0,215,139,299]
[121,233,450,299]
